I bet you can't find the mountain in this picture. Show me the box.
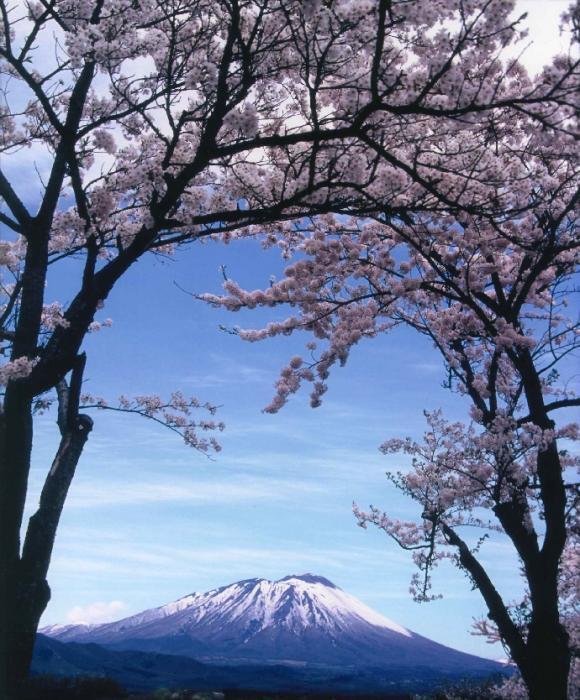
[41,574,504,689]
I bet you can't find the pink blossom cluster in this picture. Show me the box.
[0,356,38,385]
[79,391,224,453]
[204,104,579,418]
[353,408,578,607]
[40,303,70,332]
[1,0,575,269]
[87,318,113,333]
[0,241,19,270]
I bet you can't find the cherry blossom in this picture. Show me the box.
[79,391,224,453]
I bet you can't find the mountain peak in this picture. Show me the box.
[44,572,411,651]
[278,573,339,588]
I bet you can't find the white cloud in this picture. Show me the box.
[65,475,324,508]
[66,600,128,625]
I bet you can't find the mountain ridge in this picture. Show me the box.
[41,573,501,676]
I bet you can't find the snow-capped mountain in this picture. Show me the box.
[41,574,499,674]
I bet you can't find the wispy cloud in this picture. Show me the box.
[50,542,411,586]
[181,354,274,389]
[64,474,325,508]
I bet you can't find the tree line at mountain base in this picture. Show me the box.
[14,673,521,700]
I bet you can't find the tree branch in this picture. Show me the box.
[440,521,528,671]
[517,398,580,425]
[0,169,31,227]
[20,355,92,583]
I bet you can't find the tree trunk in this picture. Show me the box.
[523,620,571,700]
[0,360,92,696]
[0,383,36,698]
[0,564,51,698]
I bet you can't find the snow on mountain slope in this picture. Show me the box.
[159,574,410,636]
[41,574,498,672]
[43,574,408,642]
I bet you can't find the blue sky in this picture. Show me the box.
[30,240,524,658]
[10,1,576,661]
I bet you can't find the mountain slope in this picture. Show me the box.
[42,574,500,675]
[33,634,503,695]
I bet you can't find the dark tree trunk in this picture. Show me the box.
[509,352,571,699]
[0,359,92,696]
[0,565,50,699]
[441,521,572,699]
[523,620,571,700]
[0,384,36,698]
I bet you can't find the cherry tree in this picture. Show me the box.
[206,148,579,700]
[0,0,577,695]
[205,181,579,699]
[200,9,579,699]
